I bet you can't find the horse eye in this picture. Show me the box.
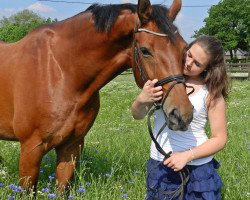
[140,47,152,57]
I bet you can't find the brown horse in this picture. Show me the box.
[0,0,193,192]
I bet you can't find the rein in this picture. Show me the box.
[146,76,192,200]
[133,23,194,200]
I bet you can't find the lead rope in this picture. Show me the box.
[146,82,194,200]
[147,106,189,200]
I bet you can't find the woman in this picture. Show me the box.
[131,35,230,199]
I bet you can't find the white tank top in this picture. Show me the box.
[150,85,213,165]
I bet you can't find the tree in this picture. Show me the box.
[193,0,249,60]
[0,9,57,43]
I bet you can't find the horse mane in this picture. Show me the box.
[84,3,177,40]
[85,4,136,32]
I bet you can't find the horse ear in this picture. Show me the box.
[168,0,182,20]
[137,0,152,25]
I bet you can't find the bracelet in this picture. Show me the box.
[189,148,195,161]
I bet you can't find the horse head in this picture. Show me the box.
[132,0,193,131]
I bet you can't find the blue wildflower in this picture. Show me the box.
[12,189,19,193]
[51,172,56,177]
[86,182,91,186]
[17,186,25,193]
[40,168,44,173]
[21,188,26,193]
[48,193,56,199]
[0,182,4,187]
[77,186,85,193]
[9,184,16,189]
[68,195,75,199]
[49,176,55,180]
[128,181,134,185]
[8,196,14,200]
[122,193,129,198]
[105,173,111,177]
[42,188,50,193]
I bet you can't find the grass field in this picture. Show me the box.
[0,74,249,199]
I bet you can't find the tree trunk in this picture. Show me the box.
[233,49,238,60]
[230,50,233,60]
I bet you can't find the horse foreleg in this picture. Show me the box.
[55,92,100,193]
[55,137,83,193]
[19,139,44,193]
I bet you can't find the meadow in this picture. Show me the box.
[0,74,249,199]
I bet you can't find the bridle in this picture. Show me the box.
[133,23,194,108]
[133,23,194,200]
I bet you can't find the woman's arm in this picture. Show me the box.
[131,79,163,119]
[188,96,227,159]
[164,95,227,171]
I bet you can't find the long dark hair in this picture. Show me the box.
[186,35,230,106]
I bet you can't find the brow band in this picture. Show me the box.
[136,28,178,37]
[136,28,168,37]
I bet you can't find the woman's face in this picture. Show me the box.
[184,43,210,79]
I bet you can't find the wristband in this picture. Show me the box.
[189,148,195,161]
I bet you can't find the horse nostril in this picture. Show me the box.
[168,108,191,131]
[168,108,180,125]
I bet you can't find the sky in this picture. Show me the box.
[0,0,220,42]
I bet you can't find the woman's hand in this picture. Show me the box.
[163,151,192,171]
[131,79,163,119]
[137,79,163,104]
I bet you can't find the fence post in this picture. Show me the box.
[248,63,250,80]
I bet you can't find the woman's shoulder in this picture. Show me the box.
[207,94,225,110]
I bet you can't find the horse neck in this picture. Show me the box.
[51,12,137,91]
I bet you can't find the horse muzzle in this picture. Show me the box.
[165,107,193,131]
[155,75,194,131]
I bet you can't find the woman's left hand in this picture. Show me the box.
[163,151,190,171]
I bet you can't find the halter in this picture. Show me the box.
[133,22,194,200]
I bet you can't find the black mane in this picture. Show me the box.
[85,4,136,32]
[85,3,178,40]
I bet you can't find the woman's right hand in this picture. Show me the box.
[131,79,163,119]
[137,79,163,104]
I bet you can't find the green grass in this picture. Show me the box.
[0,74,249,199]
